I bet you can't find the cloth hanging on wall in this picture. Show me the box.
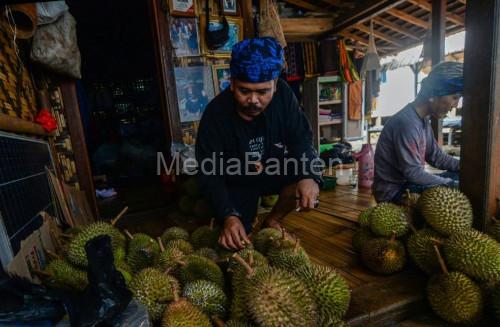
[319,38,339,75]
[338,40,359,83]
[285,42,304,81]
[258,0,286,48]
[348,80,363,121]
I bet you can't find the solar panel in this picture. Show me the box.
[0,131,55,270]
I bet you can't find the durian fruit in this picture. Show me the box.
[322,318,351,327]
[252,228,281,255]
[126,232,160,273]
[426,246,483,324]
[418,186,473,236]
[156,238,185,272]
[191,219,220,249]
[161,283,211,327]
[267,231,310,271]
[113,246,126,262]
[236,257,318,327]
[42,259,88,290]
[161,227,189,244]
[361,234,406,275]
[177,254,224,287]
[194,247,219,261]
[182,280,228,318]
[179,196,196,215]
[491,283,500,321]
[261,195,279,208]
[402,189,420,210]
[357,207,374,228]
[165,239,194,255]
[115,260,133,285]
[228,248,268,276]
[224,320,256,327]
[67,222,126,267]
[352,228,374,253]
[443,229,500,283]
[129,268,179,321]
[487,217,500,243]
[406,228,444,275]
[369,203,410,237]
[180,177,200,197]
[294,264,351,321]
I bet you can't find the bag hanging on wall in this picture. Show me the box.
[259,0,286,48]
[205,0,229,50]
[30,11,81,79]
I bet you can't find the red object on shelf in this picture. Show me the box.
[35,109,57,132]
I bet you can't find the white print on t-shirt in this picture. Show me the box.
[248,136,265,160]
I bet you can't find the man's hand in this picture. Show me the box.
[219,216,251,250]
[296,178,320,210]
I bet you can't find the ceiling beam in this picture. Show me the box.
[327,0,408,34]
[282,0,326,12]
[320,0,356,8]
[407,0,465,25]
[353,23,404,46]
[373,16,421,40]
[281,18,335,35]
[387,7,430,29]
[339,31,369,45]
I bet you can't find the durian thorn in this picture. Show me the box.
[433,244,449,275]
[390,231,397,242]
[294,238,301,253]
[176,259,187,267]
[409,223,418,234]
[45,249,61,260]
[209,218,215,230]
[124,229,134,240]
[33,269,53,279]
[232,253,254,277]
[111,206,128,226]
[157,237,165,252]
[248,251,254,266]
[281,227,287,241]
[164,267,173,275]
[212,316,225,327]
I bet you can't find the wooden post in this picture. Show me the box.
[461,0,500,230]
[59,81,99,219]
[241,0,255,38]
[431,0,446,146]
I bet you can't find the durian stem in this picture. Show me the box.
[111,206,128,226]
[281,227,287,241]
[409,223,418,234]
[294,238,301,253]
[433,245,449,275]
[157,296,171,304]
[45,249,60,260]
[176,259,187,267]
[124,229,134,240]
[171,280,180,302]
[405,189,411,207]
[232,253,254,277]
[390,231,397,242]
[34,269,53,279]
[212,316,225,327]
[430,238,443,245]
[248,251,254,266]
[157,237,165,252]
[210,218,215,230]
[59,233,73,239]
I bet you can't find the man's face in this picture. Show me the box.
[429,94,461,119]
[231,79,277,121]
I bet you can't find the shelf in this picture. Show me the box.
[319,99,342,105]
[318,76,342,83]
[319,119,343,126]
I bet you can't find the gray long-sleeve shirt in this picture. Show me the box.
[373,104,460,202]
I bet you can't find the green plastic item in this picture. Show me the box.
[320,143,337,154]
[322,176,337,190]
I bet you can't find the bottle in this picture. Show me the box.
[352,144,374,189]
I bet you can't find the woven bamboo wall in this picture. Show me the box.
[0,17,37,121]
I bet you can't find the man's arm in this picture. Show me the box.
[394,126,454,186]
[425,128,460,172]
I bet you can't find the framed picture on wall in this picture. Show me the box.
[170,17,200,57]
[212,64,231,94]
[174,66,215,123]
[222,0,239,15]
[201,16,243,57]
[169,0,196,16]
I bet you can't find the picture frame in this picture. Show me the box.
[174,66,215,123]
[200,16,243,57]
[222,0,239,15]
[169,0,196,17]
[170,17,200,57]
[212,64,231,94]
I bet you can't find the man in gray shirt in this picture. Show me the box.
[373,62,463,203]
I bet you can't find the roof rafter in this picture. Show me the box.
[353,23,404,46]
[372,16,421,40]
[282,0,326,13]
[339,31,369,45]
[407,0,465,25]
[386,7,430,29]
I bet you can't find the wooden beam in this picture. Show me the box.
[282,0,326,12]
[0,113,49,136]
[354,23,404,46]
[241,0,255,38]
[373,17,421,40]
[407,0,465,25]
[387,8,430,29]
[461,0,500,230]
[339,31,369,45]
[431,0,445,145]
[328,0,408,34]
[281,18,335,35]
[320,0,356,8]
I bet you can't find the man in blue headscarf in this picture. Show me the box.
[196,37,322,250]
[373,61,463,203]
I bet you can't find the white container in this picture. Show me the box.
[336,168,353,186]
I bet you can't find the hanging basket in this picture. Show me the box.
[7,4,38,39]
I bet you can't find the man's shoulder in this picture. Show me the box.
[203,89,234,118]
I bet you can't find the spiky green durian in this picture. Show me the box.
[165,239,194,255]
[253,228,282,255]
[194,247,219,261]
[443,229,500,283]
[369,203,410,237]
[43,259,88,290]
[352,228,374,253]
[361,236,406,275]
[406,228,444,275]
[418,186,473,236]
[487,217,500,243]
[177,254,224,287]
[161,227,190,244]
[358,208,374,228]
[127,233,160,273]
[161,297,211,327]
[129,268,179,321]
[190,223,220,249]
[182,280,228,318]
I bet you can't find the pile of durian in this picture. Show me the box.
[39,218,352,326]
[354,186,500,324]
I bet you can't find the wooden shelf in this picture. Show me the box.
[319,99,342,105]
[319,119,343,126]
